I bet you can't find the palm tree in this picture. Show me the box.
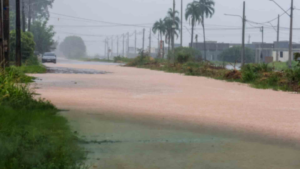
[185,1,201,49]
[164,8,180,53]
[152,19,166,58]
[196,0,215,60]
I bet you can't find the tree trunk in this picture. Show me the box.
[190,18,194,48]
[202,18,207,61]
[160,32,163,58]
[28,0,31,32]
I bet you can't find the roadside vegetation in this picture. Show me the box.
[79,55,133,63]
[0,65,86,169]
[126,48,300,92]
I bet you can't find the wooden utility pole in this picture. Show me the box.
[172,0,175,63]
[180,0,183,47]
[0,0,4,68]
[261,26,264,63]
[135,30,137,54]
[127,32,129,57]
[276,14,280,61]
[16,0,22,66]
[142,29,145,55]
[111,36,113,56]
[241,1,246,66]
[104,39,107,58]
[22,0,26,32]
[123,34,125,57]
[288,0,294,68]
[3,0,9,67]
[117,36,119,56]
[149,28,151,54]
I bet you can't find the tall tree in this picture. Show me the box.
[164,8,180,53]
[152,19,166,58]
[59,36,86,59]
[185,1,201,49]
[31,20,55,54]
[196,0,215,60]
[10,0,55,31]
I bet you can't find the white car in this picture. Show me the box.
[42,52,57,64]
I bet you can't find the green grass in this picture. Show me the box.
[269,61,298,71]
[79,58,113,62]
[127,57,300,92]
[17,65,47,73]
[0,68,86,169]
[0,107,86,169]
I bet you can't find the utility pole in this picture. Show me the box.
[135,30,137,54]
[149,28,151,54]
[127,32,129,57]
[172,0,176,63]
[123,34,125,57]
[248,35,251,44]
[22,0,25,32]
[180,0,183,47]
[0,0,3,68]
[107,38,110,60]
[142,29,145,53]
[16,0,22,66]
[117,36,119,56]
[276,14,280,62]
[3,0,9,67]
[260,26,264,63]
[111,36,113,57]
[241,1,246,66]
[288,0,294,68]
[104,39,107,58]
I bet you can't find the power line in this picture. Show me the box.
[246,8,291,24]
[50,12,152,28]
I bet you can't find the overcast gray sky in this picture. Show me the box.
[48,0,300,56]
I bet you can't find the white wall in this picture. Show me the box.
[272,51,289,62]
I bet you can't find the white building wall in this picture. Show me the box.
[272,51,289,62]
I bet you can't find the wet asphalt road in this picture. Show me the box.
[32,58,300,169]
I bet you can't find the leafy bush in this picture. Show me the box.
[10,30,36,62]
[114,56,133,63]
[285,68,300,84]
[167,47,201,63]
[126,56,156,67]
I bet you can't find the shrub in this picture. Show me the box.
[0,68,86,168]
[10,30,36,62]
[126,56,156,67]
[114,56,133,63]
[167,47,201,63]
[225,70,242,80]
[285,68,300,84]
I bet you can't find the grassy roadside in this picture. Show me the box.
[126,56,300,93]
[0,63,86,168]
[78,56,133,63]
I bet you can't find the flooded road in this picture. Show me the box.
[32,58,300,169]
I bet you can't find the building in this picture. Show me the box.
[272,41,300,62]
[191,41,300,63]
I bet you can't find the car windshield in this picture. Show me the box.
[43,53,56,57]
[2,1,300,169]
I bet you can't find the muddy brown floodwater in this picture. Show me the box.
[32,59,300,169]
